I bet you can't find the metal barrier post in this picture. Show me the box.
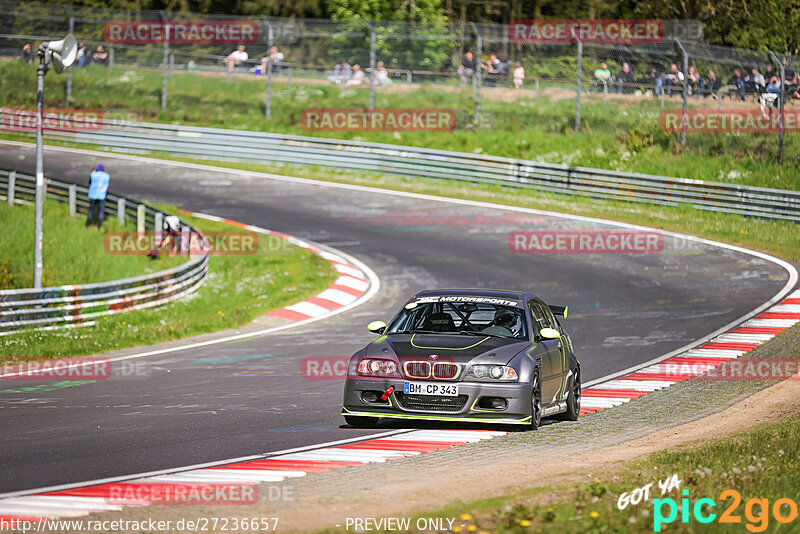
[108,47,114,71]
[406,70,411,92]
[603,80,607,105]
[137,204,146,233]
[154,212,163,247]
[470,22,481,124]
[7,171,15,206]
[263,17,273,119]
[675,39,688,147]
[367,20,376,112]
[160,13,169,111]
[535,78,539,99]
[573,29,582,131]
[770,51,785,163]
[181,225,190,254]
[66,13,74,104]
[68,184,76,216]
[117,197,125,226]
[287,66,292,87]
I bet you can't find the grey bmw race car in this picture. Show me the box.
[341,289,581,429]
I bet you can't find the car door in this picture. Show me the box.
[541,303,569,401]
[528,299,560,403]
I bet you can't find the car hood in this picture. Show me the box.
[367,333,529,365]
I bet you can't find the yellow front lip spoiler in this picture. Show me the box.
[341,407,531,425]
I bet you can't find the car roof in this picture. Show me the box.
[412,288,537,301]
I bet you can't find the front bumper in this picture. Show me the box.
[341,377,532,425]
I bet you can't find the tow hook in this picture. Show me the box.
[381,385,395,401]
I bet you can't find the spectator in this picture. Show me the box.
[594,62,612,82]
[764,64,776,81]
[86,164,110,229]
[702,70,722,97]
[513,61,524,89]
[640,66,660,95]
[744,67,765,95]
[345,64,365,87]
[782,57,795,81]
[481,54,506,87]
[75,42,89,67]
[718,68,745,101]
[615,62,635,94]
[760,76,782,118]
[372,60,392,86]
[260,45,284,75]
[790,75,800,99]
[92,45,108,66]
[222,44,248,73]
[458,51,478,86]
[687,65,702,96]
[655,63,684,96]
[328,60,351,84]
[20,43,34,64]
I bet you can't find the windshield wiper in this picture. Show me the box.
[458,330,509,338]
[390,329,449,335]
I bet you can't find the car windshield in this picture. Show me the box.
[387,299,527,339]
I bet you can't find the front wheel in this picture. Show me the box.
[528,372,543,430]
[557,368,581,421]
[344,415,380,428]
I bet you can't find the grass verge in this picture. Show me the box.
[1,61,798,190]
[392,412,800,534]
[0,197,184,289]
[0,206,339,361]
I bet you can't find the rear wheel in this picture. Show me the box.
[557,368,581,421]
[528,372,543,430]
[344,415,380,428]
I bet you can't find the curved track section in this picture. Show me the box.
[0,142,794,495]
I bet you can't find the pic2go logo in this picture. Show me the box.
[653,489,799,532]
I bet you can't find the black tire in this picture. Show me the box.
[557,367,581,421]
[344,415,380,428]
[528,372,543,430]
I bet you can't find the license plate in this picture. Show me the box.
[403,382,459,396]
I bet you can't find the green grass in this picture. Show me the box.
[1,61,798,191]
[360,413,800,534]
[0,198,185,289]
[0,205,339,360]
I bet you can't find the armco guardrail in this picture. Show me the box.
[0,169,209,336]
[42,120,800,222]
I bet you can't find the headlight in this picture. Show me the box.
[468,365,518,381]
[357,359,398,376]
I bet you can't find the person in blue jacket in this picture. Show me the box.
[86,164,110,228]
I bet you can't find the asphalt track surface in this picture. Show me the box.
[0,143,791,494]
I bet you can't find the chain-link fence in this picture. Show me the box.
[1,0,798,167]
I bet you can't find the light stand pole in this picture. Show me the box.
[34,55,46,288]
[33,34,77,288]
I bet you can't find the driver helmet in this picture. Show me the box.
[494,309,515,326]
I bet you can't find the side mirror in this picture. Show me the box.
[367,320,387,334]
[539,327,561,340]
